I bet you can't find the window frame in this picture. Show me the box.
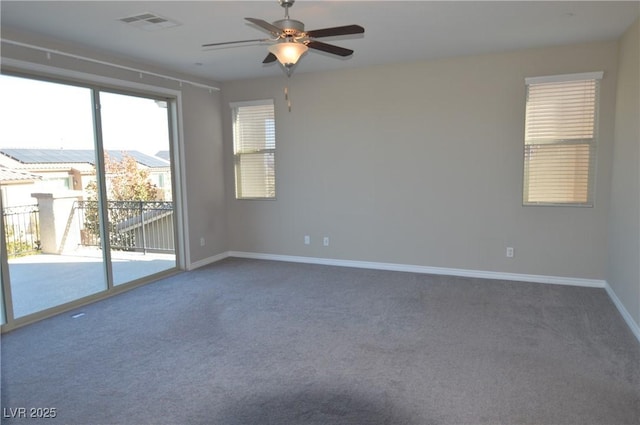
[230,99,277,200]
[522,72,603,207]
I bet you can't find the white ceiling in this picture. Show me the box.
[1,1,638,83]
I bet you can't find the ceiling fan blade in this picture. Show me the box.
[305,24,364,38]
[263,53,277,64]
[202,39,268,48]
[245,17,283,36]
[306,41,354,57]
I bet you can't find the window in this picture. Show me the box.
[231,100,276,199]
[523,72,602,206]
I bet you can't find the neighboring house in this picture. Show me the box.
[0,148,172,202]
[1,149,174,255]
[0,165,42,208]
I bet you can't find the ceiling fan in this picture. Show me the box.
[202,0,365,76]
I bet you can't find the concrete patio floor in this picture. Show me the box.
[6,249,176,318]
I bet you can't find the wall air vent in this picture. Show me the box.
[118,12,181,31]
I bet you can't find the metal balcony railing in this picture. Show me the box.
[76,200,175,253]
[2,204,41,257]
[3,201,175,257]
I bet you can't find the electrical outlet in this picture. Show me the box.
[323,237,329,247]
[200,237,205,247]
[506,247,514,258]
[304,235,310,245]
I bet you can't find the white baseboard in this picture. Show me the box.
[196,250,638,344]
[227,251,606,288]
[187,251,229,271]
[604,282,640,344]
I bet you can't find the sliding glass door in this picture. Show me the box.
[98,91,176,285]
[0,74,178,323]
[0,75,107,318]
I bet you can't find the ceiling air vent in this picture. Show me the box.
[118,12,180,31]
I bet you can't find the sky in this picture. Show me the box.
[0,74,170,156]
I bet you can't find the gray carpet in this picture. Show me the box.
[1,258,639,424]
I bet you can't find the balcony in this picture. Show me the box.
[2,194,176,318]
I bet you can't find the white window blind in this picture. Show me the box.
[231,100,276,199]
[523,72,602,206]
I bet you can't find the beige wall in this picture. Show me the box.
[1,29,228,266]
[180,84,228,263]
[222,41,619,280]
[608,19,640,327]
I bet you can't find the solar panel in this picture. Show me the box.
[0,149,169,168]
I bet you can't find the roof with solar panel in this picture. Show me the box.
[0,165,42,182]
[0,149,169,168]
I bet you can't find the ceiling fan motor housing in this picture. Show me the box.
[273,19,305,37]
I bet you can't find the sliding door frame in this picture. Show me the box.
[91,89,115,292]
[0,190,15,324]
[0,62,188,332]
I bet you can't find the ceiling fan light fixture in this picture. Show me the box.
[268,41,308,67]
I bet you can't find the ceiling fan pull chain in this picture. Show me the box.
[284,85,292,112]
